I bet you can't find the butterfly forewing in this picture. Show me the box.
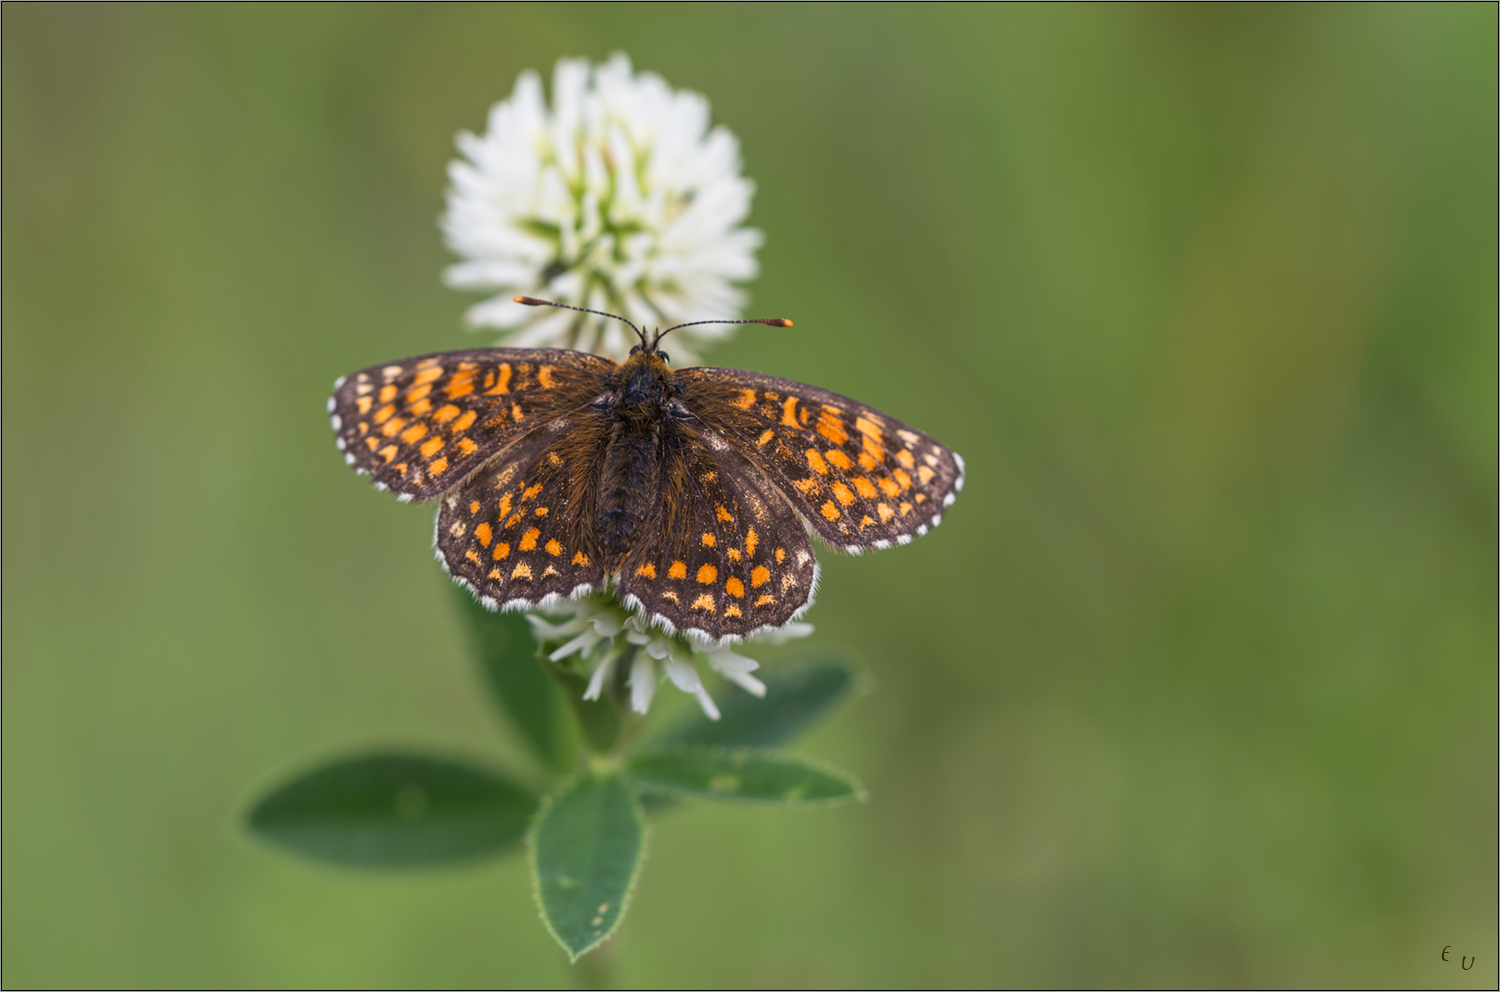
[674,368,965,551]
[618,431,818,640]
[330,348,614,500]
[436,414,607,608]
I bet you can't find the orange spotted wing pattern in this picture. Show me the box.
[332,346,963,641]
[329,349,613,501]
[435,418,607,609]
[617,431,819,640]
[675,368,966,553]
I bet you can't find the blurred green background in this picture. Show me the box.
[4,4,1495,987]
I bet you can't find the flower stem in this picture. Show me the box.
[547,659,623,756]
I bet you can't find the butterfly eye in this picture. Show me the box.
[658,351,670,365]
[628,344,642,356]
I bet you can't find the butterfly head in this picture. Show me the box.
[616,347,675,411]
[627,340,675,367]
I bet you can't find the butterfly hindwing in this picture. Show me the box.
[618,429,817,641]
[330,348,615,500]
[673,368,966,551]
[435,414,607,608]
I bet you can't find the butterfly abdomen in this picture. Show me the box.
[595,419,668,568]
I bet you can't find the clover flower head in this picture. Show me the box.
[529,594,812,719]
[442,53,764,364]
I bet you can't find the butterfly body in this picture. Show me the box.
[331,341,963,643]
[588,351,679,568]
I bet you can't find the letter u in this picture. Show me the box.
[1462,956,1475,971]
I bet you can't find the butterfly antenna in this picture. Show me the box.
[652,316,794,350]
[513,296,648,349]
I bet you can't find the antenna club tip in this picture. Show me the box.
[514,295,550,306]
[774,318,793,327]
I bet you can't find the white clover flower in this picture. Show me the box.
[529,594,811,719]
[442,53,763,363]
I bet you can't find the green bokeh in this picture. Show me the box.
[4,4,1494,987]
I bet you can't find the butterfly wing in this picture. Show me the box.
[330,348,616,500]
[617,426,818,642]
[673,368,965,552]
[435,409,609,609]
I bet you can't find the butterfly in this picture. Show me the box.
[329,297,964,643]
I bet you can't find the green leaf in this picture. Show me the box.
[530,771,646,962]
[246,753,538,867]
[627,746,866,806]
[454,585,573,772]
[661,654,860,748]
